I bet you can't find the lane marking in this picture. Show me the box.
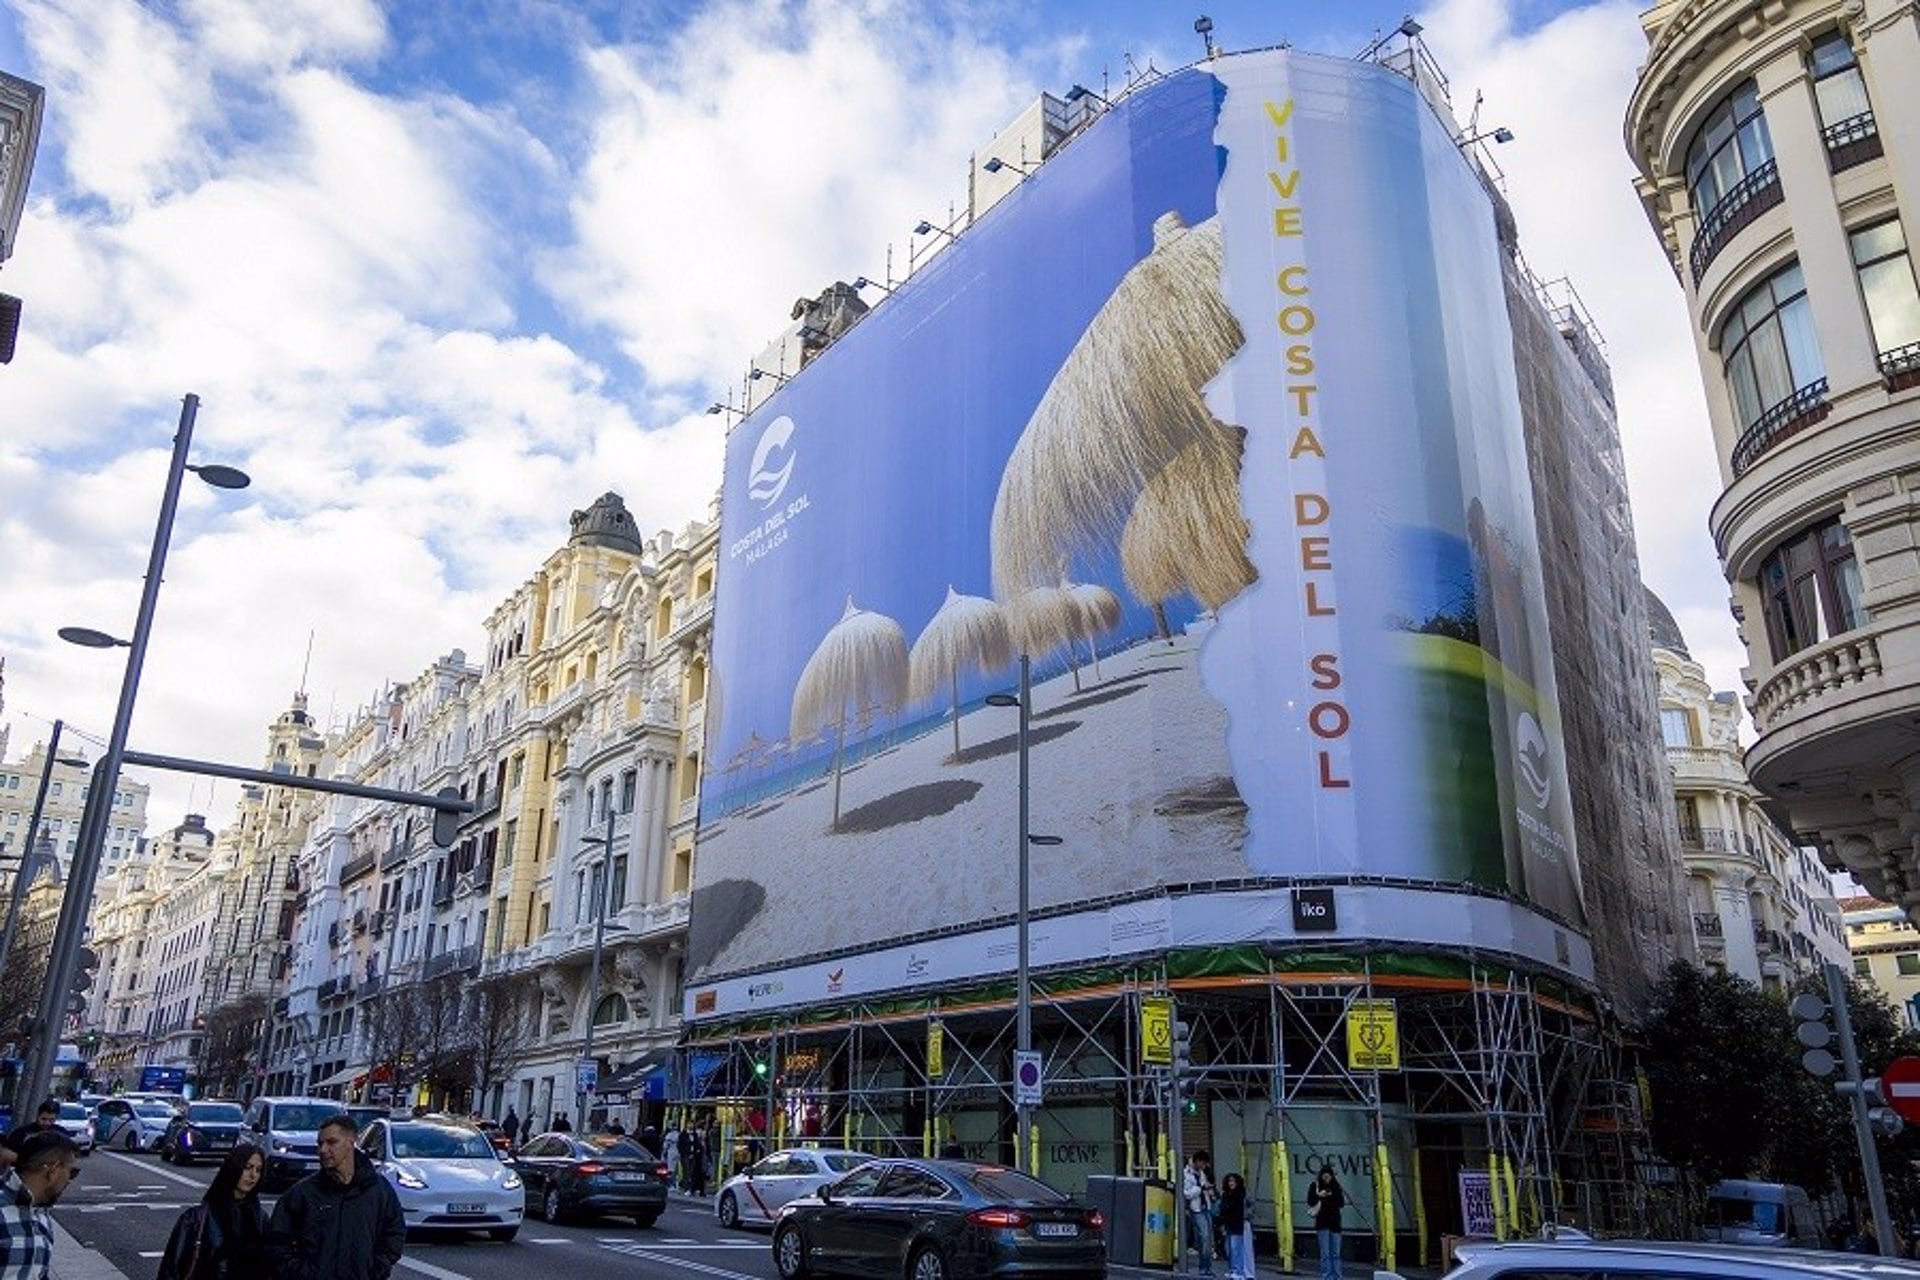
[527,1237,571,1244]
[397,1257,479,1280]
[139,1251,164,1258]
[101,1151,203,1190]
[607,1245,763,1280]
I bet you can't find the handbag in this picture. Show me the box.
[158,1205,209,1280]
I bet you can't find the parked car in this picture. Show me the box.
[54,1103,94,1156]
[347,1106,392,1133]
[771,1159,1106,1280]
[1435,1240,1920,1280]
[93,1098,180,1152]
[360,1119,524,1242]
[1700,1181,1824,1251]
[718,1148,871,1230]
[242,1097,340,1188]
[511,1132,670,1227]
[157,1101,248,1165]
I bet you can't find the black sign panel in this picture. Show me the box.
[1292,888,1337,932]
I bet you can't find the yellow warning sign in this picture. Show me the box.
[927,1021,946,1078]
[1346,999,1400,1071]
[1141,997,1174,1065]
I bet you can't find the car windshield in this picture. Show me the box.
[824,1154,868,1173]
[59,1105,87,1121]
[960,1167,1066,1203]
[135,1103,177,1119]
[268,1105,336,1132]
[1707,1196,1782,1232]
[189,1104,244,1123]
[390,1125,497,1160]
[585,1136,653,1157]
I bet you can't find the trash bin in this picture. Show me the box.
[1143,1179,1177,1268]
[1088,1176,1145,1265]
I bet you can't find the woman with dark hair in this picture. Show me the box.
[1217,1172,1250,1280]
[1306,1167,1346,1280]
[157,1144,269,1278]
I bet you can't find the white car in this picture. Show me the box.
[716,1147,871,1230]
[1428,1240,1920,1280]
[360,1119,524,1242]
[55,1103,94,1156]
[94,1098,180,1151]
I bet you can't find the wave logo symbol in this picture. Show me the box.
[1515,712,1552,810]
[748,415,797,509]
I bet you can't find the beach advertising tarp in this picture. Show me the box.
[688,50,1584,1014]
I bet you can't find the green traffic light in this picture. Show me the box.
[754,1061,769,1077]
[1183,1098,1199,1115]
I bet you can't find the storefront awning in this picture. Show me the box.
[311,1064,367,1089]
[597,1050,671,1104]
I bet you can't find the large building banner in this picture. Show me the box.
[690,51,1583,1013]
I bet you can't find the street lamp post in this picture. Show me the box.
[0,719,86,979]
[575,802,618,1133]
[986,656,1062,1173]
[20,393,249,1108]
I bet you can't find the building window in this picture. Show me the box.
[592,993,628,1026]
[1850,218,1920,379]
[1898,952,1920,976]
[1688,81,1773,218]
[1660,707,1695,748]
[1809,31,1878,169]
[1759,518,1868,660]
[1721,262,1824,432]
[620,770,637,813]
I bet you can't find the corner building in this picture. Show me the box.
[1626,0,1920,908]
[683,43,1684,1261]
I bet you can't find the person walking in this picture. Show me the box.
[0,1131,79,1279]
[266,1115,405,1280]
[501,1108,520,1150]
[663,1122,681,1186]
[1218,1173,1251,1280]
[686,1126,710,1197]
[1306,1167,1346,1280]
[0,1102,61,1174]
[158,1145,271,1279]
[1182,1150,1217,1277]
[551,1112,572,1133]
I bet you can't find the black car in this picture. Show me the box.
[157,1101,247,1165]
[772,1159,1106,1280]
[512,1132,671,1227]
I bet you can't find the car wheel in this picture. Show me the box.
[489,1226,519,1243]
[718,1191,740,1229]
[775,1223,811,1280]
[543,1187,567,1224]
[909,1245,949,1280]
[124,1132,139,1152]
[633,1211,660,1229]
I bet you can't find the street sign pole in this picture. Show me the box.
[1826,962,1897,1256]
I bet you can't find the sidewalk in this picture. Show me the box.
[50,1216,130,1280]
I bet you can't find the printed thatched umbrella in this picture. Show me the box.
[1065,581,1122,681]
[1119,425,1256,615]
[991,211,1245,604]
[1007,582,1116,693]
[791,597,909,830]
[909,586,1015,759]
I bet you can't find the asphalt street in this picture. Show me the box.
[52,1147,782,1280]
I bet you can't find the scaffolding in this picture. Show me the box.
[675,945,1649,1260]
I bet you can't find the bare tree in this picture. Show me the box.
[415,974,474,1109]
[198,994,269,1098]
[467,973,538,1114]
[362,982,421,1108]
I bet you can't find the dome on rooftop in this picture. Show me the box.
[1644,586,1690,659]
[568,492,644,555]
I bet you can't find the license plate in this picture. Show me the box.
[448,1203,486,1214]
[1034,1224,1078,1238]
[612,1172,648,1182]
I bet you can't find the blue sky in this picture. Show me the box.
[0,0,1726,831]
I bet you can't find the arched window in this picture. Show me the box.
[1687,80,1773,220]
[592,993,629,1027]
[1720,261,1823,431]
[688,658,708,704]
[657,596,675,638]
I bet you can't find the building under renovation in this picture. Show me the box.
[679,38,1688,1267]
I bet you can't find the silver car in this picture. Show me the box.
[360,1119,524,1242]
[716,1147,870,1230]
[1437,1239,1920,1280]
[55,1103,94,1156]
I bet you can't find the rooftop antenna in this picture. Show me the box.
[299,628,315,698]
[1124,51,1142,85]
[1195,15,1216,60]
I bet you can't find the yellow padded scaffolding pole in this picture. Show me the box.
[1374,1143,1396,1272]
[1502,1157,1520,1238]
[1158,1129,1172,1182]
[1127,1129,1138,1178]
[1273,1139,1295,1274]
[1411,1147,1429,1267]
[1028,1121,1041,1178]
[1488,1154,1507,1242]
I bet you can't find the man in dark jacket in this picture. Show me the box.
[267,1114,405,1279]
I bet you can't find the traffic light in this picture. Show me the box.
[67,946,100,1020]
[1171,1019,1193,1109]
[753,1058,770,1079]
[1861,1078,1907,1139]
[1791,992,1836,1078]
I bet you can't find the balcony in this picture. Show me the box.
[341,851,377,885]
[327,921,344,948]
[1751,631,1883,734]
[432,881,455,909]
[357,975,383,1001]
[317,976,349,1001]
[1730,378,1831,477]
[380,840,411,873]
[1689,160,1784,285]
[423,944,481,979]
[1693,911,1725,940]
[352,909,368,935]
[1677,825,1749,859]
[1823,111,1882,174]
[1881,340,1920,393]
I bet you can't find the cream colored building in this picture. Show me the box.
[1844,895,1920,1025]
[0,736,151,875]
[1648,590,1850,987]
[1627,1,1920,911]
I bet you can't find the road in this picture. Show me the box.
[53,1146,781,1280]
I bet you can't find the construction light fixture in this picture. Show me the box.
[1458,126,1517,147]
[983,156,1033,177]
[1064,84,1110,106]
[1398,17,1423,37]
[1195,14,1216,59]
[913,220,958,243]
[706,402,744,419]
[852,276,891,295]
[749,367,791,386]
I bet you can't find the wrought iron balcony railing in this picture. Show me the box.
[1731,378,1830,476]
[1690,159,1783,285]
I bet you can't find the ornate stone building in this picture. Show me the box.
[1627,0,1920,910]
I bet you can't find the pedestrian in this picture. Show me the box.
[677,1124,697,1190]
[266,1114,405,1280]
[663,1122,681,1185]
[501,1108,520,1148]
[686,1127,709,1196]
[639,1125,664,1158]
[0,1131,79,1279]
[1182,1150,1217,1277]
[552,1112,573,1133]
[1218,1173,1251,1280]
[158,1145,270,1279]
[0,1102,61,1173]
[1306,1167,1346,1280]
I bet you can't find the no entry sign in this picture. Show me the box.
[1882,1055,1920,1123]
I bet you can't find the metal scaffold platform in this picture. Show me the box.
[671,945,1651,1262]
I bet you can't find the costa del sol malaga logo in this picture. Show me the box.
[1515,711,1553,810]
[748,415,797,509]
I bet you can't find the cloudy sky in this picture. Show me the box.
[0,0,1727,833]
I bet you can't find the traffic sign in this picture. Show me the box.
[1882,1055,1920,1123]
[1141,997,1173,1066]
[927,1022,946,1079]
[1014,1051,1043,1107]
[576,1057,599,1096]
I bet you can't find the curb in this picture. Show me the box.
[50,1214,132,1280]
